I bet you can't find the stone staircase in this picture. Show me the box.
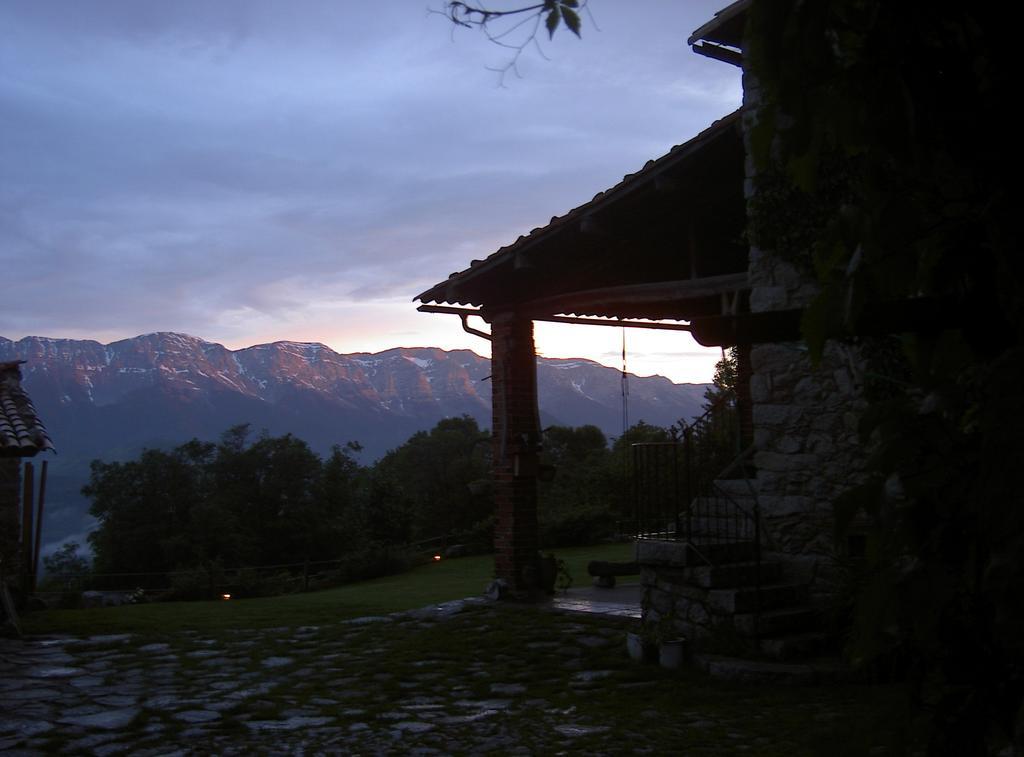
[637,478,840,680]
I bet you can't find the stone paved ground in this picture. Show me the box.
[0,599,906,755]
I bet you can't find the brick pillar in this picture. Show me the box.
[489,313,541,593]
[0,459,21,584]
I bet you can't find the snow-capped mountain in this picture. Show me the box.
[1,333,708,549]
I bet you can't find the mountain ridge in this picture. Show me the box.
[0,332,709,551]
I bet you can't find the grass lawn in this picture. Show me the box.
[22,542,636,637]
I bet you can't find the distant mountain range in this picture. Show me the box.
[1,332,708,552]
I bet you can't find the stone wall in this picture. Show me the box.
[636,541,764,644]
[640,562,717,641]
[0,458,22,583]
[741,65,868,603]
[749,341,865,597]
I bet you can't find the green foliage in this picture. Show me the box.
[39,542,91,601]
[23,542,636,636]
[538,425,615,546]
[544,1,580,39]
[700,349,740,466]
[707,348,737,402]
[371,415,491,544]
[85,426,366,587]
[83,418,502,595]
[747,1,1020,751]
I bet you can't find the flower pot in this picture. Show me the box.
[658,638,687,670]
[626,631,658,663]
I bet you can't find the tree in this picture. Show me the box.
[41,542,90,591]
[371,416,490,543]
[439,1,588,84]
[315,442,366,556]
[703,347,737,409]
[85,442,214,577]
[84,428,368,580]
[538,425,613,545]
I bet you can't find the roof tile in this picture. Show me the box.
[0,361,55,457]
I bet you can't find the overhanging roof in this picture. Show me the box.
[688,0,748,66]
[416,110,749,323]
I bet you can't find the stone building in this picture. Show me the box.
[416,0,929,657]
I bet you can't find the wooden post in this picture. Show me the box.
[31,460,47,594]
[21,462,33,592]
[303,557,310,593]
[0,582,20,638]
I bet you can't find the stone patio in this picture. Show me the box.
[0,592,902,755]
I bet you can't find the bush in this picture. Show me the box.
[166,561,225,601]
[540,505,616,548]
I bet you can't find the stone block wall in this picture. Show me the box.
[641,563,717,641]
[749,341,865,598]
[637,542,745,643]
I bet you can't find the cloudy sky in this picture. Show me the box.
[0,1,741,383]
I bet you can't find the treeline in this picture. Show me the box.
[78,418,678,592]
[77,351,738,598]
[83,417,489,592]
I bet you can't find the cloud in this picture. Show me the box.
[1,1,740,385]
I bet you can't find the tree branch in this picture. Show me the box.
[433,1,588,86]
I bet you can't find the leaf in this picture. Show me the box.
[834,478,882,541]
[748,109,776,171]
[561,7,581,37]
[800,290,836,363]
[545,6,561,38]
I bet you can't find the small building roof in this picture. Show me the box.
[0,361,55,457]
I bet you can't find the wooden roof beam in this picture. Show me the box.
[515,273,748,319]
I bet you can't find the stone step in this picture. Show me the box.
[636,539,757,568]
[692,493,756,507]
[733,606,817,637]
[681,540,758,566]
[686,505,756,522]
[759,631,834,661]
[711,479,758,498]
[708,582,808,615]
[692,653,851,684]
[686,560,783,588]
[686,519,757,542]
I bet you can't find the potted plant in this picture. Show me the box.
[626,623,659,663]
[655,611,687,670]
[626,590,659,663]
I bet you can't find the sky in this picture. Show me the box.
[0,1,742,384]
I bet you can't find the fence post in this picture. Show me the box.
[21,462,34,595]
[303,557,310,593]
[684,430,693,542]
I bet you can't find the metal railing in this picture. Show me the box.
[632,390,762,559]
